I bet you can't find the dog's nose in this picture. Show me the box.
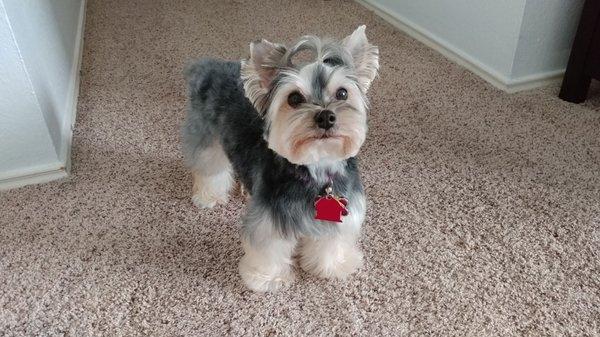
[314,110,336,130]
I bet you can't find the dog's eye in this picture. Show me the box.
[335,88,348,100]
[287,91,305,108]
[323,57,343,66]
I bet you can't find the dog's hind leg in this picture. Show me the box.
[188,139,233,209]
[182,59,237,208]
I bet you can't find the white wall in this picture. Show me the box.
[0,0,85,189]
[0,2,61,179]
[362,0,527,81]
[511,0,585,80]
[358,0,585,91]
[3,0,84,163]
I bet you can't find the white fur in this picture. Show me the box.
[239,208,297,292]
[264,66,368,166]
[190,140,233,208]
[191,170,233,208]
[239,192,366,289]
[307,160,347,185]
[299,234,363,279]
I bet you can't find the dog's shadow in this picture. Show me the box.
[66,141,246,291]
[141,221,244,291]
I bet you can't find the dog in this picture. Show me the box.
[182,26,379,292]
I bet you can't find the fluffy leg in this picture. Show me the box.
[191,169,233,208]
[299,233,363,279]
[238,206,296,292]
[189,141,233,208]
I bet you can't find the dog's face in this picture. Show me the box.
[241,26,379,165]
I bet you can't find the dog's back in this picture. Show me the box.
[183,58,248,156]
[182,58,265,206]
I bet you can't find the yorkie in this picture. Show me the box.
[182,26,379,291]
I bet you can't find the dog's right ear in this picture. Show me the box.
[241,39,287,113]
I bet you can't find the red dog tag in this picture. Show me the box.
[314,186,349,223]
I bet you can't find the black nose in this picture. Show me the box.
[314,110,336,130]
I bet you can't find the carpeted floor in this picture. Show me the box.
[1,0,600,335]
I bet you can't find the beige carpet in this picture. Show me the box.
[1,0,600,335]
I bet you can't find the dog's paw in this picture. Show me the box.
[239,257,294,292]
[300,244,363,279]
[191,194,216,208]
[191,193,228,209]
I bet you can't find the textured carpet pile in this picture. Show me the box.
[1,0,599,335]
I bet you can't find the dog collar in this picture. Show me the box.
[289,165,350,223]
[313,175,349,223]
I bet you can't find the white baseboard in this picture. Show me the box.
[505,69,565,93]
[0,0,85,191]
[355,0,564,93]
[0,163,67,191]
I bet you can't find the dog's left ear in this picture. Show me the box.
[342,25,379,91]
[241,39,287,113]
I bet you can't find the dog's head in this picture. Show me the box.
[241,26,379,165]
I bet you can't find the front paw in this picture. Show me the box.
[238,255,294,292]
[191,193,228,209]
[300,243,363,279]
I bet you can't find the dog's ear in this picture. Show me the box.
[342,25,379,91]
[241,39,287,113]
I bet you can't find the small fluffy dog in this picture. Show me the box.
[182,26,379,291]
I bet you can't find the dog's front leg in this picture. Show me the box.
[298,231,363,280]
[238,207,296,292]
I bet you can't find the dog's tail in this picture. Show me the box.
[182,59,221,168]
[184,58,221,101]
